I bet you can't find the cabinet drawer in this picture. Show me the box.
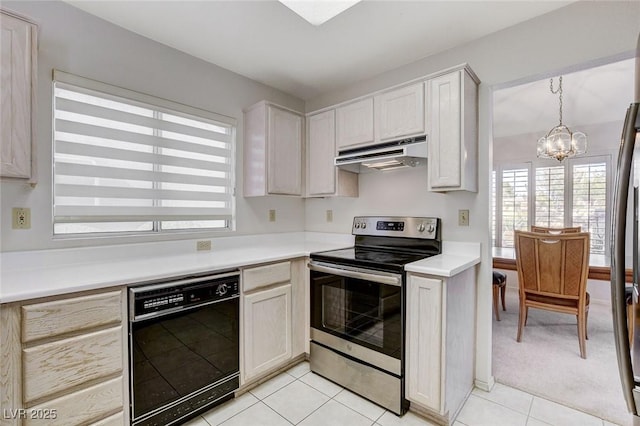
[22,326,123,403]
[21,290,123,343]
[243,261,291,293]
[24,377,123,426]
[89,411,124,426]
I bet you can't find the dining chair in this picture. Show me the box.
[514,230,591,358]
[530,225,581,234]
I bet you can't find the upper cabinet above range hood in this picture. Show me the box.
[334,136,427,173]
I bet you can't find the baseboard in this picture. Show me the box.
[474,375,495,392]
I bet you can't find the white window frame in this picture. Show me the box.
[493,154,611,254]
[494,162,533,248]
[52,70,237,237]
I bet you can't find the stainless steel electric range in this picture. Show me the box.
[308,216,441,415]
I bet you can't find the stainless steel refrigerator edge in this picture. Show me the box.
[612,32,640,424]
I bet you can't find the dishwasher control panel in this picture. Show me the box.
[130,271,239,319]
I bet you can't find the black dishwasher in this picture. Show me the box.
[129,270,239,425]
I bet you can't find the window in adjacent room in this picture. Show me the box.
[492,156,610,255]
[52,71,236,236]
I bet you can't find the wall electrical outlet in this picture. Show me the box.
[269,209,276,222]
[458,209,470,226]
[196,240,212,251]
[12,208,31,229]
[326,210,333,222]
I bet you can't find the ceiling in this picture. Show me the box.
[493,58,635,139]
[64,0,574,101]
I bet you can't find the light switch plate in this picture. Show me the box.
[326,210,333,222]
[458,209,469,226]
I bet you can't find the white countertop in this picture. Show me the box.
[405,241,481,277]
[0,233,481,303]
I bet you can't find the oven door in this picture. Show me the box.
[308,261,403,374]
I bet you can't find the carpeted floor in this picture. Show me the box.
[492,288,633,426]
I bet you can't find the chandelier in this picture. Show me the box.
[536,76,587,162]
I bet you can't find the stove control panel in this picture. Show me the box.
[352,216,439,239]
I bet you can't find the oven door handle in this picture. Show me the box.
[308,261,402,286]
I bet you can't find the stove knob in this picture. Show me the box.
[427,225,435,233]
[354,222,361,229]
[417,223,426,232]
[216,283,228,296]
[361,222,366,229]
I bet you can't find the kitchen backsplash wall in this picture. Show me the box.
[305,166,480,243]
[0,1,305,252]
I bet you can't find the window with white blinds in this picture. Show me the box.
[535,166,565,228]
[572,162,607,254]
[501,167,529,248]
[53,71,236,235]
[492,157,609,255]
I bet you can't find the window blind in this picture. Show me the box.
[572,162,607,254]
[501,168,529,248]
[535,166,565,228]
[53,71,236,235]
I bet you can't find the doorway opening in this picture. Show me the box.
[490,56,635,426]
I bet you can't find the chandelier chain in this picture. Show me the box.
[550,76,563,125]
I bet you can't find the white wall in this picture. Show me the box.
[0,1,306,252]
[304,1,640,390]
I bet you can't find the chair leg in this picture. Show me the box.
[524,306,529,326]
[493,284,500,321]
[517,300,526,342]
[586,308,589,340]
[500,284,506,311]
[578,311,587,359]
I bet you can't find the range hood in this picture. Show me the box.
[334,136,428,173]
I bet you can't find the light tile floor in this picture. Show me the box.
[183,361,620,426]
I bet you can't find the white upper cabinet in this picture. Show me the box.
[374,83,425,142]
[0,11,37,180]
[427,68,478,192]
[306,110,357,198]
[244,101,303,197]
[335,98,374,150]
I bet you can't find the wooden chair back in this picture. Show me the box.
[515,230,590,302]
[530,225,581,234]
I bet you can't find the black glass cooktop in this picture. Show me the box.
[310,247,434,273]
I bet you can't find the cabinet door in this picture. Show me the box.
[243,284,292,381]
[307,110,336,196]
[267,106,302,195]
[406,275,443,412]
[0,12,34,179]
[336,98,374,150]
[375,83,425,141]
[428,71,461,189]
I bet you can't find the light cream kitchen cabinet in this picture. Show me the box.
[241,261,294,384]
[427,67,478,192]
[406,268,476,425]
[306,110,358,197]
[0,10,37,180]
[335,97,374,150]
[0,288,129,426]
[374,82,425,142]
[244,101,303,196]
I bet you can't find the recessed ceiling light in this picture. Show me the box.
[278,0,361,26]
